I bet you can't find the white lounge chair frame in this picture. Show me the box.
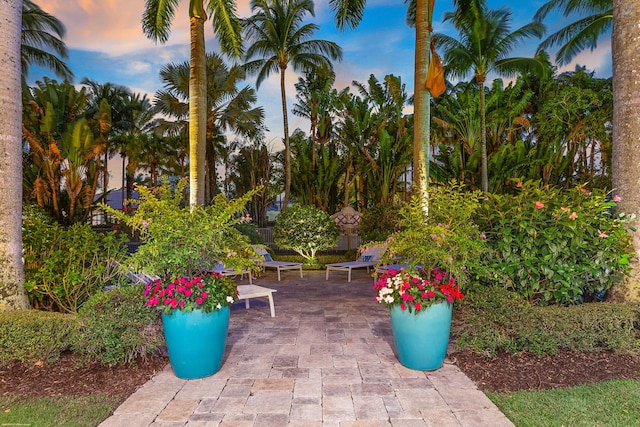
[251,245,303,281]
[325,245,387,282]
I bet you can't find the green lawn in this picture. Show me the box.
[488,378,640,427]
[0,394,122,427]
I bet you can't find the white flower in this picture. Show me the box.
[226,296,234,303]
[216,303,222,309]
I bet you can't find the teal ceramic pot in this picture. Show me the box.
[161,307,230,379]
[389,301,453,370]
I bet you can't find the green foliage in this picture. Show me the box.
[23,205,127,313]
[72,284,163,366]
[0,310,77,365]
[273,205,340,265]
[103,179,259,280]
[476,181,635,305]
[359,204,399,242]
[456,285,640,356]
[234,222,264,244]
[380,181,487,288]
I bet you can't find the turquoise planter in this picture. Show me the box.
[389,301,453,371]
[161,307,230,379]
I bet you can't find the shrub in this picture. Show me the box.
[72,284,164,366]
[273,205,340,266]
[0,310,77,365]
[475,181,635,305]
[379,181,487,288]
[455,285,640,356]
[235,223,264,244]
[102,179,258,281]
[358,205,399,242]
[23,208,128,313]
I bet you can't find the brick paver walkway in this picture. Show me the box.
[99,270,514,427]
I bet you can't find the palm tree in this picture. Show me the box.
[0,0,31,311]
[534,0,612,66]
[243,0,343,209]
[436,0,547,192]
[81,79,133,200]
[155,52,264,203]
[611,0,640,301]
[142,0,243,207]
[21,0,73,81]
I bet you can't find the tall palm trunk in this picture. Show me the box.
[0,0,30,310]
[413,0,431,216]
[478,75,488,192]
[189,15,207,207]
[611,0,640,301]
[280,66,291,209]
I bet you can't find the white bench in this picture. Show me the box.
[236,284,277,317]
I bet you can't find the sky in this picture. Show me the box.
[29,0,612,189]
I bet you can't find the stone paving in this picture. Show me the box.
[99,270,514,427]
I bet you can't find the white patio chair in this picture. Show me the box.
[251,245,303,281]
[325,244,387,282]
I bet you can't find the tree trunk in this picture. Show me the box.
[189,16,207,207]
[280,67,291,210]
[611,0,640,302]
[413,0,431,217]
[479,77,488,192]
[0,0,30,311]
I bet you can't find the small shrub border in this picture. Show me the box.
[455,285,640,356]
[0,310,77,365]
[71,284,164,366]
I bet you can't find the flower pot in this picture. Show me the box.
[161,307,230,379]
[389,301,452,370]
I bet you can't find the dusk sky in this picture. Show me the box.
[29,0,612,188]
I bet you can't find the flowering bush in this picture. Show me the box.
[475,180,635,305]
[144,272,238,315]
[375,268,464,313]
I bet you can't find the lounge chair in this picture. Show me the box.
[251,245,303,281]
[325,244,387,282]
[212,263,253,284]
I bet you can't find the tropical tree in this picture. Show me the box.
[142,0,243,207]
[81,79,133,200]
[243,0,343,209]
[21,0,72,81]
[435,0,547,192]
[22,78,104,225]
[611,0,640,301]
[534,0,612,66]
[0,0,31,311]
[155,52,264,203]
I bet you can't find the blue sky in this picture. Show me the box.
[30,0,611,188]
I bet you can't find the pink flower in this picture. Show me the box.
[598,230,608,238]
[535,201,544,209]
[613,195,622,202]
[569,212,578,220]
[201,292,209,299]
[196,297,203,304]
[414,303,421,311]
[516,181,523,188]
[184,289,192,297]
[400,303,407,310]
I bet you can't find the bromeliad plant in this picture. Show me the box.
[144,272,237,314]
[375,268,464,313]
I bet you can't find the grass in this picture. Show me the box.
[487,378,640,427]
[0,394,123,427]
